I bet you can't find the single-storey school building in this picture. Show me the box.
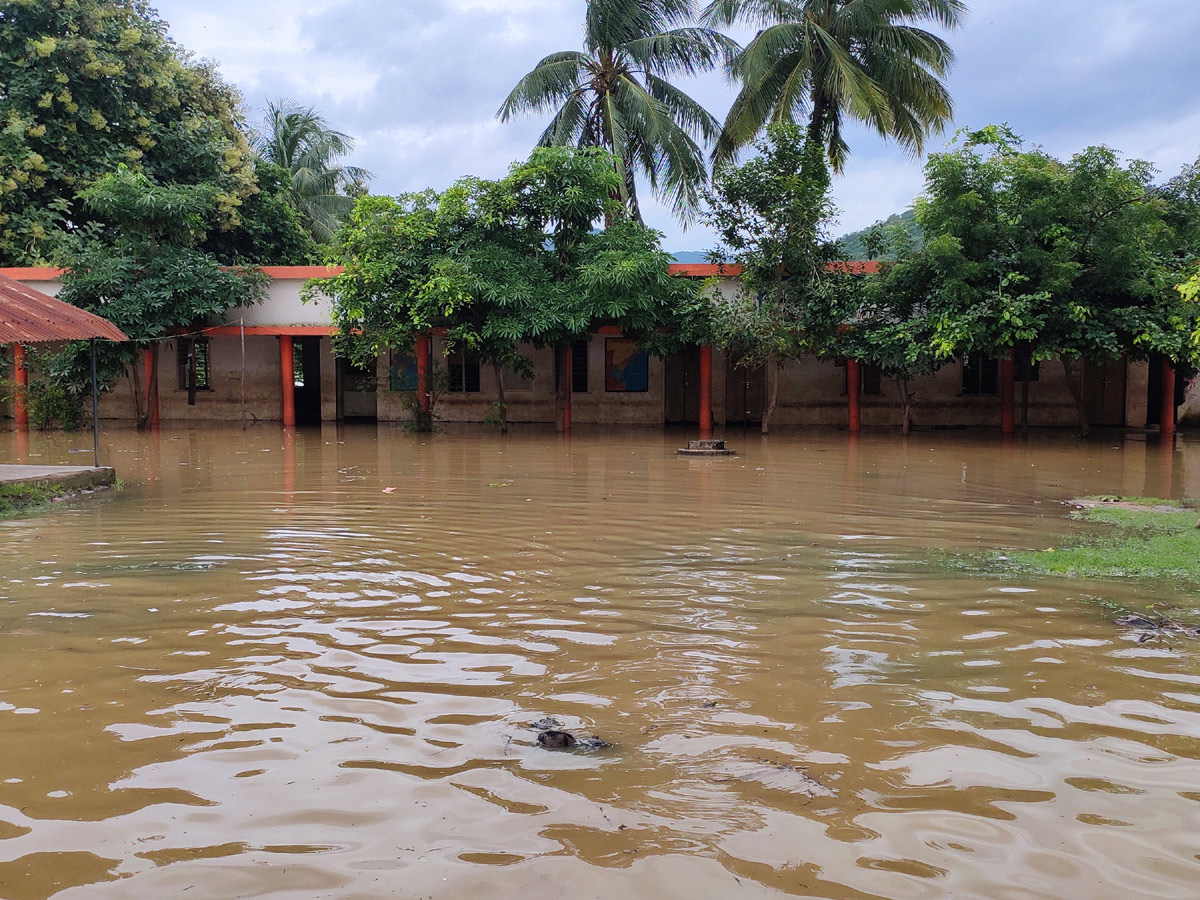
[2,265,1195,432]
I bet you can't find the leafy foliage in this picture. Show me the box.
[0,345,84,430]
[0,0,257,264]
[498,0,737,220]
[55,167,268,425]
[251,99,374,243]
[703,0,965,169]
[839,209,920,260]
[704,123,851,430]
[200,162,319,265]
[889,126,1200,432]
[310,146,708,425]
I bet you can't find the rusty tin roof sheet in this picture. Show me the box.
[0,272,127,343]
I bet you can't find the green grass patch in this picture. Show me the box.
[0,482,58,519]
[1002,501,1200,584]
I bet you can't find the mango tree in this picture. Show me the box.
[914,127,1200,434]
[314,146,708,432]
[57,168,267,427]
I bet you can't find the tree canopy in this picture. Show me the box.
[704,123,854,431]
[498,0,737,221]
[0,0,258,265]
[250,99,374,243]
[56,167,268,426]
[877,126,1200,432]
[311,146,708,428]
[703,0,965,169]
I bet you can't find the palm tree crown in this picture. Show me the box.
[703,0,966,170]
[251,100,374,242]
[498,0,739,222]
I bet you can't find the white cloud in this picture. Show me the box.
[152,0,1200,251]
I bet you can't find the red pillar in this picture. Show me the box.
[415,334,431,415]
[563,343,573,433]
[1000,348,1016,435]
[846,359,861,433]
[141,347,160,430]
[698,344,713,439]
[11,343,28,432]
[1161,357,1176,438]
[280,336,295,427]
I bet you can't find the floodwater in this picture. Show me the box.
[1,425,1199,900]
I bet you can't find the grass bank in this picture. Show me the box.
[999,497,1200,585]
[0,482,58,519]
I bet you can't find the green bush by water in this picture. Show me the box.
[1001,500,1200,585]
[0,483,57,518]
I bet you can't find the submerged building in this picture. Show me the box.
[1,265,1195,432]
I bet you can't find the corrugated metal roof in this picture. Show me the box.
[0,272,127,343]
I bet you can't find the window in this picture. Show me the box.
[962,353,999,395]
[293,342,306,387]
[572,339,588,393]
[553,340,591,393]
[389,350,419,391]
[1014,345,1040,382]
[838,360,882,396]
[177,339,211,391]
[447,350,481,393]
[862,364,882,396]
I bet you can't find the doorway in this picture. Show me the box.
[337,356,377,422]
[725,360,765,426]
[664,346,699,424]
[293,337,323,426]
[1147,353,1187,428]
[1084,358,1126,427]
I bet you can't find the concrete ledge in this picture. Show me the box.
[0,465,116,492]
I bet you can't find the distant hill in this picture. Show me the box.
[838,209,920,260]
[670,250,711,263]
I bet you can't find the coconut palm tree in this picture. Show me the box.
[702,0,966,170]
[498,0,739,222]
[251,100,374,242]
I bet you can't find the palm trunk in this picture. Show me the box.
[1061,358,1090,436]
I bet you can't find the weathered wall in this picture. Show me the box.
[1180,375,1200,428]
[377,337,667,426]
[2,270,1188,431]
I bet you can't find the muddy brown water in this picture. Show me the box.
[1,426,1199,900]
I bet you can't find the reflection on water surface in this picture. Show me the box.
[1,426,1199,899]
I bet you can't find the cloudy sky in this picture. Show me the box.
[154,0,1200,252]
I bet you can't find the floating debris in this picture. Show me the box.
[1116,612,1200,643]
[536,729,611,751]
[714,760,835,799]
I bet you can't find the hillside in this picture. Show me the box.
[838,209,920,260]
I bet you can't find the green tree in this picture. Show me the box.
[200,162,319,265]
[312,146,708,432]
[251,99,374,243]
[840,255,945,434]
[911,127,1200,434]
[498,0,737,221]
[702,0,965,169]
[0,0,257,265]
[56,167,268,428]
[704,123,850,432]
